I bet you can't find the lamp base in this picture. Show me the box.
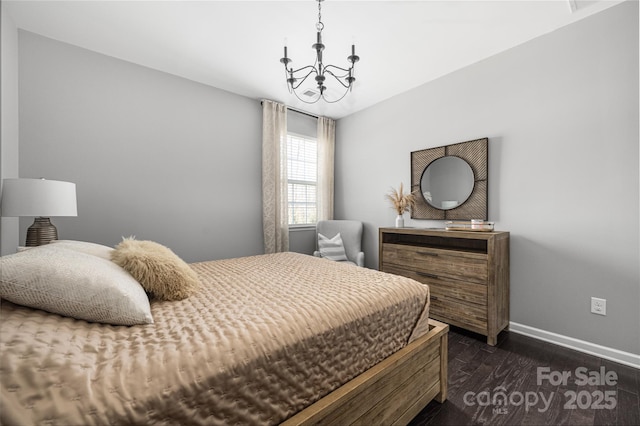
[26,217,58,247]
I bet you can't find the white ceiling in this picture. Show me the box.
[3,0,625,119]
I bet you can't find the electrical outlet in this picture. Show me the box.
[591,297,606,316]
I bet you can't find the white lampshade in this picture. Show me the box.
[1,178,77,217]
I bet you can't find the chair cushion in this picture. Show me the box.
[317,233,349,262]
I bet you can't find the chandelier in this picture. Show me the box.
[280,0,360,104]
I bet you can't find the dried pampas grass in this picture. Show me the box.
[386,183,416,215]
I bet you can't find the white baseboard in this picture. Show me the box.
[508,322,640,369]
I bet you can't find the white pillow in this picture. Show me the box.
[318,232,349,261]
[0,244,153,325]
[49,239,114,259]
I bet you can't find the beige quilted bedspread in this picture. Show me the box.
[0,252,430,425]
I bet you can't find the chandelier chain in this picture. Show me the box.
[316,1,324,32]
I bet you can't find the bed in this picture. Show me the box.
[0,240,448,425]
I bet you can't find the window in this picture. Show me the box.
[287,133,317,225]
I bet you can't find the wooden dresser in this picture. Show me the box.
[379,227,509,346]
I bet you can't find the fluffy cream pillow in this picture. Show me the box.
[111,238,200,301]
[0,244,153,325]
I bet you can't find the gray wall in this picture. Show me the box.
[0,5,20,255]
[18,31,264,262]
[11,2,638,356]
[335,1,639,355]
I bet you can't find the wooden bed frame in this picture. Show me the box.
[282,318,449,426]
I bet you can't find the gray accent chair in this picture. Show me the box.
[313,220,365,267]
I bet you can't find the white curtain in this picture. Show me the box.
[317,116,335,221]
[262,100,289,253]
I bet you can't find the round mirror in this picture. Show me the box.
[420,156,475,210]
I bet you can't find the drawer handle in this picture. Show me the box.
[417,272,439,279]
[417,252,438,257]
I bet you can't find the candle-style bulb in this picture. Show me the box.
[348,44,359,64]
[280,45,291,66]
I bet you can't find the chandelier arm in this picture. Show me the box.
[326,71,351,79]
[289,69,318,91]
[323,69,353,89]
[322,67,352,80]
[289,64,319,75]
[321,85,351,104]
[282,68,294,94]
[322,64,353,74]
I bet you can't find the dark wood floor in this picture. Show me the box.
[409,327,639,426]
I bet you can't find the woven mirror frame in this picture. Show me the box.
[411,138,488,220]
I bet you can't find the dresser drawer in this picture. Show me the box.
[429,298,488,335]
[383,264,487,306]
[382,262,488,334]
[382,243,488,284]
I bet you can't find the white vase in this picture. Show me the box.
[395,214,405,228]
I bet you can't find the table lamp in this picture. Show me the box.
[1,178,78,246]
